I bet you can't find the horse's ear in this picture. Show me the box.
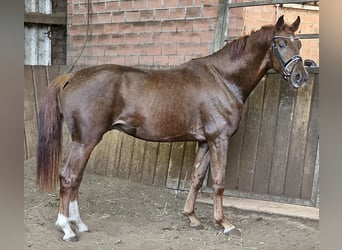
[290,16,301,32]
[275,15,285,32]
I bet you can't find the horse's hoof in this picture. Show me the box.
[224,227,241,236]
[63,235,79,242]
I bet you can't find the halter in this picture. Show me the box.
[270,36,303,81]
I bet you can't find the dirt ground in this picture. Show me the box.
[25,158,318,250]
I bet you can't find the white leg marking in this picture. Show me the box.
[69,201,89,232]
[55,213,77,241]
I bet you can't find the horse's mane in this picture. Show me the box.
[224,24,274,60]
[226,36,248,60]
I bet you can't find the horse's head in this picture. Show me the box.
[270,15,309,88]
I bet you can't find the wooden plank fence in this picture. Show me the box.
[24,65,319,207]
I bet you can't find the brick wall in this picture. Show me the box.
[66,0,319,67]
[227,4,319,65]
[67,0,219,68]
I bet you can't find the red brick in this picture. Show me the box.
[97,56,111,65]
[170,8,186,19]
[92,46,105,56]
[162,20,177,32]
[175,20,193,32]
[193,19,210,31]
[83,56,98,65]
[105,45,118,56]
[186,7,202,18]
[132,22,146,33]
[145,21,162,32]
[111,34,126,45]
[98,34,112,45]
[146,44,162,55]
[126,11,140,22]
[192,43,209,56]
[178,43,193,55]
[104,23,118,34]
[169,55,185,65]
[120,1,133,11]
[178,0,193,7]
[139,32,155,44]
[148,0,163,9]
[118,23,133,33]
[110,56,125,65]
[124,33,139,44]
[199,30,214,43]
[155,9,169,20]
[92,2,106,13]
[140,10,154,21]
[133,0,148,10]
[202,6,218,18]
[92,24,104,35]
[169,32,184,43]
[153,55,169,65]
[71,14,85,25]
[162,44,177,55]
[125,55,139,66]
[183,32,201,43]
[163,0,177,8]
[111,11,125,23]
[106,1,119,12]
[139,55,154,65]
[154,32,169,43]
[96,13,112,24]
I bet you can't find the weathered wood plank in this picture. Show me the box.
[179,142,197,190]
[117,134,134,179]
[129,138,146,183]
[284,78,313,198]
[24,66,38,158]
[32,66,48,113]
[237,79,266,192]
[106,131,123,177]
[268,79,296,196]
[301,74,319,200]
[252,74,281,194]
[141,141,159,186]
[166,142,185,189]
[153,143,172,187]
[24,12,67,25]
[224,95,248,190]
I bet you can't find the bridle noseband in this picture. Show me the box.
[270,36,303,80]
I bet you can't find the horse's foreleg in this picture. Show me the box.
[209,137,235,234]
[183,143,210,228]
[56,141,95,241]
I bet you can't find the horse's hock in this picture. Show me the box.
[24,65,319,207]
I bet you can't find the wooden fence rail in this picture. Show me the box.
[24,65,319,206]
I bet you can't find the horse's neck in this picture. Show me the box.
[210,27,274,102]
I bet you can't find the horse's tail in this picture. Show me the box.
[36,73,72,192]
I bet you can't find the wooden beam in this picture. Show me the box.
[24,12,66,25]
[213,0,230,52]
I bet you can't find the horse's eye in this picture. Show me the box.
[298,40,302,49]
[279,41,285,49]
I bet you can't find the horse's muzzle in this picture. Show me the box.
[290,64,309,88]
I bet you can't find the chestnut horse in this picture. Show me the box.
[37,16,308,241]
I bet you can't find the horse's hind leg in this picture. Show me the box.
[183,142,210,228]
[55,140,98,241]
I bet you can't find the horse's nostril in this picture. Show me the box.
[296,73,301,82]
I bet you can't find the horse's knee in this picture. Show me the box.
[212,183,224,196]
[59,170,81,191]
